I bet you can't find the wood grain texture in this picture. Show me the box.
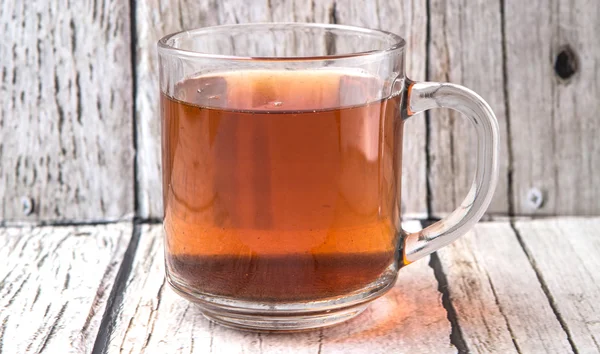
[427,0,509,217]
[333,0,428,218]
[0,0,134,223]
[505,0,600,215]
[437,222,573,353]
[135,0,329,218]
[515,218,600,353]
[0,223,131,353]
[135,0,428,219]
[108,221,454,353]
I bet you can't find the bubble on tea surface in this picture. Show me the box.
[272,101,283,107]
[192,76,228,107]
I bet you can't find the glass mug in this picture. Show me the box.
[158,23,498,331]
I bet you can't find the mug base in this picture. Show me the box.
[199,303,368,332]
[166,266,397,332]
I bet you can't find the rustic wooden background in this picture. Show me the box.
[1,0,599,225]
[2,2,600,353]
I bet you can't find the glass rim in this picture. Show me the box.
[157,22,406,62]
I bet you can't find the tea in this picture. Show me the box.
[162,70,404,301]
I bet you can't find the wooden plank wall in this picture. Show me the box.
[0,0,134,223]
[134,0,428,219]
[428,0,509,216]
[504,0,600,215]
[1,0,599,223]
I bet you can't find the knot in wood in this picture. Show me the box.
[554,45,578,80]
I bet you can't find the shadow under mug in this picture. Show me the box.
[158,23,499,331]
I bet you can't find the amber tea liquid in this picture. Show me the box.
[162,70,403,302]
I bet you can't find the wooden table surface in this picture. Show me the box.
[1,218,599,354]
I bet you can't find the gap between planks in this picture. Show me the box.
[99,218,596,353]
[0,223,133,354]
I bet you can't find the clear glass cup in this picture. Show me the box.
[158,23,499,331]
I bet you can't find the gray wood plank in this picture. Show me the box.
[515,218,600,353]
[505,0,600,215]
[437,222,573,353]
[333,0,428,218]
[427,0,509,217]
[108,221,453,353]
[135,0,328,219]
[0,223,132,353]
[0,0,134,223]
[135,0,427,219]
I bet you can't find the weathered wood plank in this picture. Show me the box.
[515,218,600,353]
[0,0,134,223]
[333,0,428,218]
[0,223,132,353]
[427,0,509,216]
[437,222,573,353]
[505,0,600,215]
[105,224,213,353]
[135,0,327,219]
[135,0,427,219]
[108,221,453,353]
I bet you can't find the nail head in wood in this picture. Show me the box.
[21,196,34,215]
[526,188,544,210]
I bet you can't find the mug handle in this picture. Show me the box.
[402,81,500,264]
